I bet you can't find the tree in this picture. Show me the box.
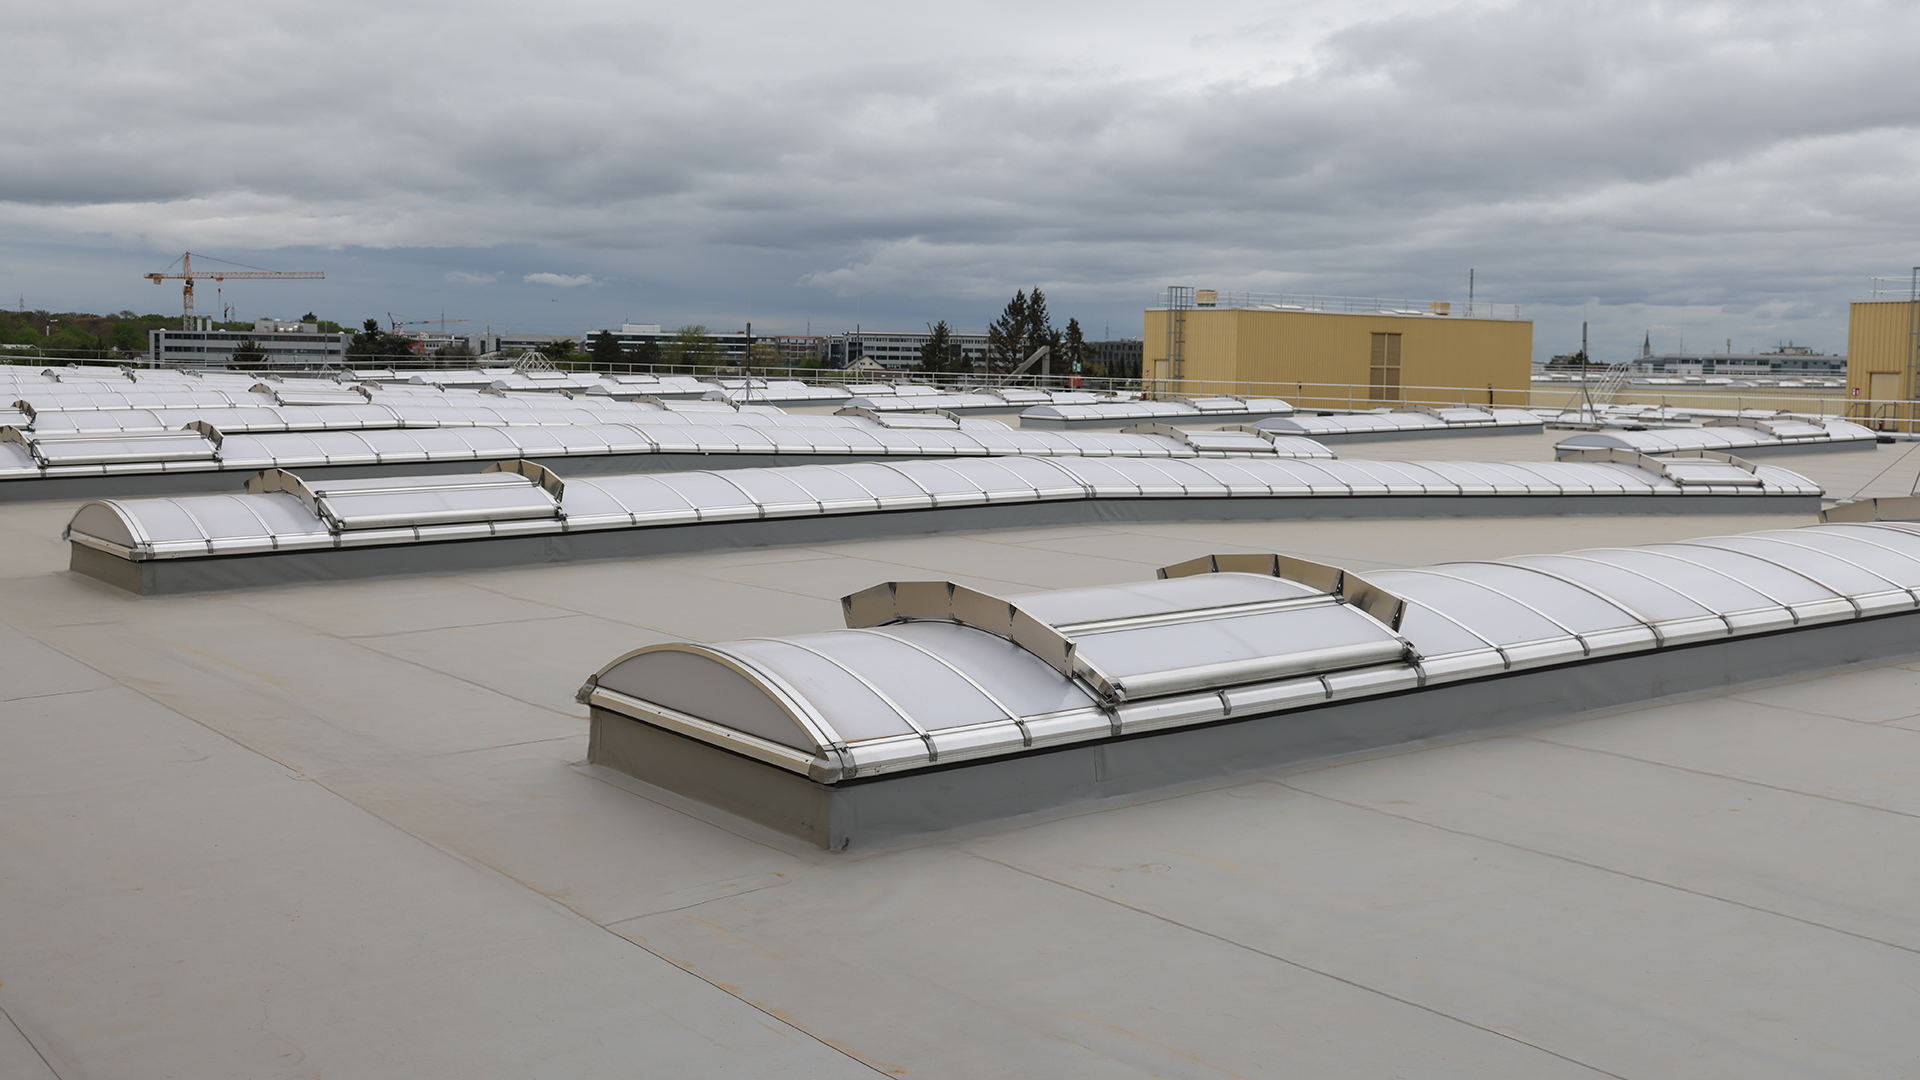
[229,337,269,367]
[589,330,623,369]
[747,340,781,372]
[1062,317,1089,374]
[987,291,1029,374]
[663,325,718,369]
[347,318,420,363]
[537,338,578,364]
[918,320,959,374]
[625,339,664,366]
[109,322,148,356]
[1024,288,1053,356]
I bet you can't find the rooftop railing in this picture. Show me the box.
[1152,290,1523,320]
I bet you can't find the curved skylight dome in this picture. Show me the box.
[1020,397,1296,429]
[583,521,1920,785]
[1256,406,1544,441]
[1556,417,1875,457]
[65,451,1820,574]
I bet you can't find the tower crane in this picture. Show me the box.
[145,252,324,323]
[387,315,469,331]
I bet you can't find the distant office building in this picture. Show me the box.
[1630,343,1845,378]
[587,324,751,364]
[469,332,581,358]
[770,336,825,366]
[1093,339,1143,377]
[821,330,989,371]
[149,317,348,368]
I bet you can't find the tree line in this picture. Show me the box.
[915,288,1102,377]
[1,310,183,361]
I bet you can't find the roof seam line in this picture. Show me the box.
[961,851,1632,1080]
[1276,781,1920,960]
[588,923,898,1078]
[1521,731,1920,826]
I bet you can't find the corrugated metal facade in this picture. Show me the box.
[1142,307,1531,408]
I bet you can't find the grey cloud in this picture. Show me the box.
[3,0,1917,361]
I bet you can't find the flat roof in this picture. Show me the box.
[5,436,1920,1075]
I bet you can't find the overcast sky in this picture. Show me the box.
[5,0,1917,360]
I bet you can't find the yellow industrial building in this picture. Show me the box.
[1846,300,1918,424]
[1142,295,1533,409]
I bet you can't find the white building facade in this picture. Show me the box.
[148,318,348,368]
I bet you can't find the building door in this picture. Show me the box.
[1369,333,1402,401]
[1869,372,1901,429]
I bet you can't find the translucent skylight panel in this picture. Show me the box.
[721,470,819,513]
[1360,460,1455,493]
[352,430,432,459]
[887,460,990,499]
[1300,460,1392,494]
[724,638,918,743]
[1644,544,1840,605]
[118,498,208,544]
[654,472,758,517]
[810,429,880,453]
[1074,603,1399,685]
[1006,430,1081,453]
[713,426,779,454]
[0,442,38,473]
[1806,527,1920,585]
[1369,570,1572,645]
[1333,459,1432,492]
[1108,457,1209,495]
[1439,563,1644,635]
[955,430,1026,454]
[874,621,1097,717]
[939,457,1051,496]
[796,633,1008,732]
[862,428,943,453]
[1563,461,1658,492]
[33,434,215,465]
[1763,421,1826,439]
[832,463,933,503]
[1180,458,1273,495]
[242,492,331,535]
[1394,600,1496,656]
[1690,536,1904,596]
[545,425,625,452]
[583,475,698,519]
[1411,461,1502,495]
[451,428,523,456]
[319,486,557,529]
[552,479,633,522]
[301,431,383,463]
[175,495,274,540]
[1508,554,1722,623]
[407,428,487,456]
[776,466,883,508]
[1213,458,1318,493]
